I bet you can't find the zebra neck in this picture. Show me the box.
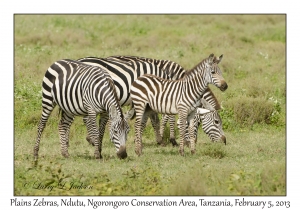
[108,103,123,119]
[183,70,208,98]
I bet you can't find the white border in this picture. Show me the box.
[3,0,299,208]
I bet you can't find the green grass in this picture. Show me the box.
[14,14,286,195]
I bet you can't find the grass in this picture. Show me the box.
[14,14,286,196]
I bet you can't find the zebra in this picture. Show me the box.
[77,55,186,145]
[160,86,222,146]
[130,54,228,156]
[33,59,133,161]
[176,97,226,147]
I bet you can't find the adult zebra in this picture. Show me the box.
[160,86,224,146]
[77,55,186,145]
[130,54,227,156]
[33,59,133,161]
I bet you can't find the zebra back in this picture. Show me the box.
[106,55,186,80]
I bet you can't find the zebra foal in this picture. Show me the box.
[33,59,132,161]
[130,54,228,156]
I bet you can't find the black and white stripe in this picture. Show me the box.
[77,55,186,144]
[177,96,226,147]
[33,59,131,161]
[161,86,225,146]
[130,54,227,156]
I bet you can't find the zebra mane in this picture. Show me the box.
[162,62,186,79]
[186,54,221,76]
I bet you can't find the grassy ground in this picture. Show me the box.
[14,14,286,195]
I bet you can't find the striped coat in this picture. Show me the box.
[130,54,227,156]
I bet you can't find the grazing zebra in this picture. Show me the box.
[33,59,133,161]
[176,97,226,147]
[130,54,228,156]
[77,55,186,145]
[160,86,222,146]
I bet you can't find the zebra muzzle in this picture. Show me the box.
[220,81,228,91]
[117,145,127,159]
[221,135,226,145]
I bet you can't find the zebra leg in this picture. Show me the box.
[106,119,113,143]
[149,112,164,146]
[83,116,93,145]
[85,114,110,148]
[97,113,109,158]
[34,108,53,161]
[58,112,74,158]
[182,122,190,147]
[188,118,196,154]
[159,114,168,140]
[178,108,189,156]
[159,114,171,144]
[193,118,201,144]
[84,113,101,159]
[140,113,148,134]
[168,115,178,146]
[65,116,74,148]
[134,112,144,156]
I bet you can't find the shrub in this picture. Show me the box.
[221,96,283,128]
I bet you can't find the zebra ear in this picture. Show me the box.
[208,54,214,65]
[124,108,135,121]
[219,54,223,62]
[214,54,223,64]
[201,98,215,111]
[109,105,118,120]
[197,107,211,115]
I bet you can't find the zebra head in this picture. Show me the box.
[196,107,226,145]
[109,106,134,159]
[205,54,228,92]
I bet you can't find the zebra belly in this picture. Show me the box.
[52,94,88,116]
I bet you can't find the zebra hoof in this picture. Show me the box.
[157,141,166,147]
[179,149,184,156]
[33,156,38,166]
[170,138,178,147]
[86,136,94,146]
[191,149,196,154]
[33,159,38,167]
[135,148,142,156]
[94,152,102,159]
[62,152,70,158]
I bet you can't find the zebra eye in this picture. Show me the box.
[214,120,219,124]
[211,68,216,74]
